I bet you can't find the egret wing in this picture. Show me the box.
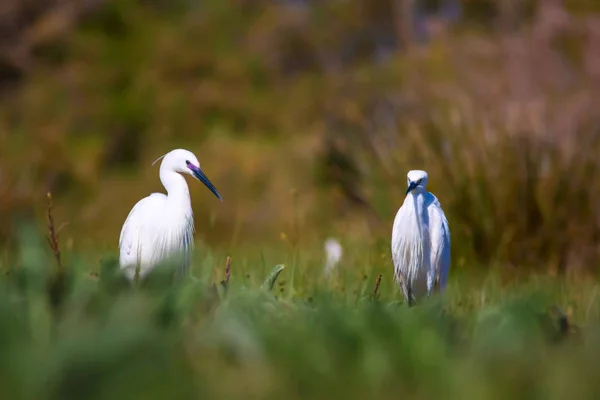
[391,204,412,301]
[427,196,451,290]
[119,193,167,273]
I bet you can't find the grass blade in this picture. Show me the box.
[261,264,285,292]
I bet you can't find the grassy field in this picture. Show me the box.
[0,220,597,400]
[1,1,600,399]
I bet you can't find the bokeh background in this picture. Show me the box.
[1,0,600,274]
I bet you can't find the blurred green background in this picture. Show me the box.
[1,0,599,274]
[1,2,600,399]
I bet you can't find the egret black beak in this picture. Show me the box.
[188,164,223,201]
[405,181,418,195]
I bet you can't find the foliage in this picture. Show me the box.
[1,2,599,397]
[0,2,599,272]
[0,227,598,399]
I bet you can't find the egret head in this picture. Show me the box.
[405,170,428,195]
[155,149,223,201]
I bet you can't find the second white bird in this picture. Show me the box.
[391,170,450,305]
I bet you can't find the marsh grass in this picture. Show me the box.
[1,1,599,275]
[0,222,597,400]
[1,3,600,396]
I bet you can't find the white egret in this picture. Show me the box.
[119,149,222,281]
[323,237,343,277]
[391,170,450,306]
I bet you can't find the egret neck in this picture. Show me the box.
[160,167,191,208]
[405,191,426,239]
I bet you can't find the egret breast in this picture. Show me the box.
[138,210,194,278]
[392,194,431,297]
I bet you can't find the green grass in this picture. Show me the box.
[1,3,600,397]
[1,227,599,400]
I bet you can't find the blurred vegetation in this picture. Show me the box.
[0,0,599,275]
[0,226,598,399]
[1,2,600,396]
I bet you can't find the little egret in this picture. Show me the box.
[119,149,222,281]
[391,170,450,306]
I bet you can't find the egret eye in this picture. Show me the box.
[185,160,190,165]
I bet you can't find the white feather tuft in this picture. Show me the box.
[151,152,168,167]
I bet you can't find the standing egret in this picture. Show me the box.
[391,170,450,306]
[119,149,222,281]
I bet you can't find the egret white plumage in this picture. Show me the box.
[323,237,343,277]
[119,149,222,281]
[391,170,450,306]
